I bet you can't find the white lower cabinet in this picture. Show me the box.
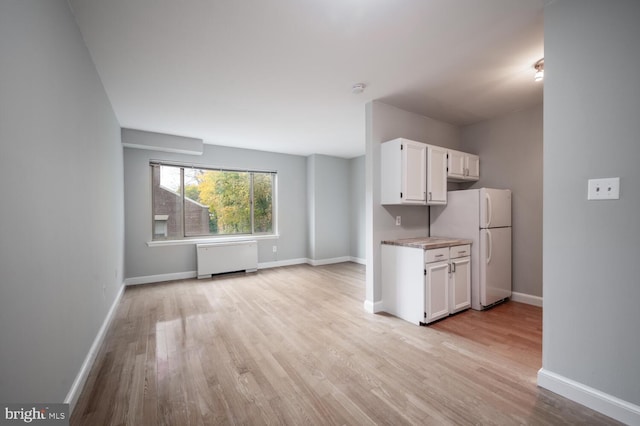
[382,243,471,325]
[381,244,426,325]
[425,254,450,323]
[449,245,471,313]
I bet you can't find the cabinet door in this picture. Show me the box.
[450,257,471,313]
[447,149,466,179]
[427,145,447,205]
[381,245,426,325]
[425,261,449,322]
[403,141,427,203]
[466,154,480,180]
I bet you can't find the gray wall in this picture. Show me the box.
[544,0,640,407]
[306,155,351,261]
[124,145,308,279]
[349,156,366,262]
[306,155,317,260]
[365,101,461,307]
[0,0,124,402]
[461,104,543,298]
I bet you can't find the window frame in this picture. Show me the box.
[150,161,278,244]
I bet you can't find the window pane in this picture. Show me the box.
[185,169,251,236]
[183,168,213,236]
[151,163,276,240]
[253,173,273,233]
[152,165,183,239]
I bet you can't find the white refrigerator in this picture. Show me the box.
[430,188,512,310]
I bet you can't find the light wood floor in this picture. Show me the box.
[71,263,618,425]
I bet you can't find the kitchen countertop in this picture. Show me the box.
[381,237,472,250]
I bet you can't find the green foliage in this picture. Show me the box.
[197,170,249,234]
[253,173,273,233]
[186,169,273,235]
[184,184,200,202]
[208,211,218,233]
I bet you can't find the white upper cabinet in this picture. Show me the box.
[381,138,427,205]
[426,145,447,205]
[466,154,480,180]
[448,149,466,179]
[447,149,480,182]
[381,140,477,205]
[403,141,428,203]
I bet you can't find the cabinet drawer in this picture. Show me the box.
[425,247,449,263]
[450,244,471,259]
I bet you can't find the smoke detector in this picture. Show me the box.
[351,83,366,94]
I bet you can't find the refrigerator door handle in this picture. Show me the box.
[486,192,493,228]
[486,229,493,264]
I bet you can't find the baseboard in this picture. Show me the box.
[363,300,384,313]
[511,291,543,307]
[258,258,307,269]
[126,257,363,282]
[125,271,197,286]
[307,256,351,266]
[537,368,640,424]
[65,282,125,413]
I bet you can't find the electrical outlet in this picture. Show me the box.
[587,177,620,200]
[272,245,277,253]
[396,216,401,226]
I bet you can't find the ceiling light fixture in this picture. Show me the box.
[534,58,544,82]
[352,83,366,94]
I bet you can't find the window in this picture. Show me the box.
[151,163,276,240]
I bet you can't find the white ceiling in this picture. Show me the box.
[69,0,544,158]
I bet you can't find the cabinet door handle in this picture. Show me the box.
[435,254,444,258]
[452,262,456,273]
[428,191,432,201]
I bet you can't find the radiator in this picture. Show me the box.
[196,241,258,279]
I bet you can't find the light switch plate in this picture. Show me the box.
[587,177,620,200]
[395,216,401,226]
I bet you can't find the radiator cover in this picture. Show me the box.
[196,241,258,278]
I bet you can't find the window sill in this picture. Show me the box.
[147,234,279,247]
